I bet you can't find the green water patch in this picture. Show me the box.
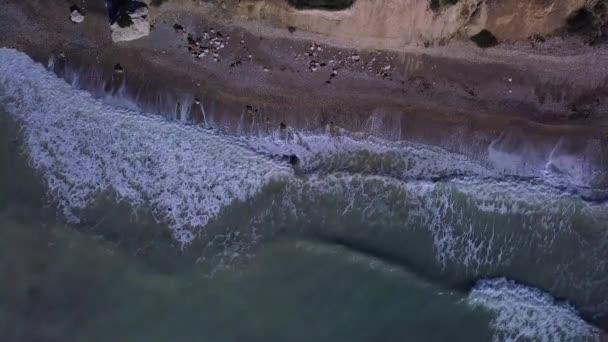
[0,216,494,341]
[0,112,48,223]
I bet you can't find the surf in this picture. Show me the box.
[1,48,606,338]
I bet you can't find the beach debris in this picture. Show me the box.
[281,154,299,166]
[325,121,337,136]
[70,5,85,24]
[309,60,325,72]
[114,63,124,74]
[326,68,338,84]
[173,23,184,32]
[229,59,242,68]
[175,25,229,62]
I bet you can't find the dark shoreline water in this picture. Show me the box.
[1,48,606,340]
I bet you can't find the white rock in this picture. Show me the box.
[130,6,148,19]
[110,17,150,42]
[70,9,85,24]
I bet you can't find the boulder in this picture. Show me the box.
[70,5,85,24]
[107,0,150,42]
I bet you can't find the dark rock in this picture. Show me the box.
[281,154,299,166]
[429,0,459,12]
[114,63,124,73]
[288,154,299,165]
[116,15,133,28]
[567,8,594,33]
[287,0,355,10]
[566,4,608,45]
[470,29,499,48]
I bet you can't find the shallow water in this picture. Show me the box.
[0,48,606,341]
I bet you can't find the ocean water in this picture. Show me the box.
[0,48,606,341]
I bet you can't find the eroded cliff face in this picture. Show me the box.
[223,0,605,48]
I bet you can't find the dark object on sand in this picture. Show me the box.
[114,63,124,73]
[470,30,499,48]
[281,154,300,166]
[173,23,184,32]
[287,0,355,10]
[567,8,594,33]
[565,4,608,45]
[69,5,83,14]
[150,0,170,6]
[429,0,459,12]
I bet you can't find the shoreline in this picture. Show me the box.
[1,0,606,187]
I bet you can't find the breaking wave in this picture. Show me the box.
[0,48,293,244]
[468,278,601,342]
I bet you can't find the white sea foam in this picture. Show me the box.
[468,278,601,342]
[1,48,607,275]
[0,48,292,245]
